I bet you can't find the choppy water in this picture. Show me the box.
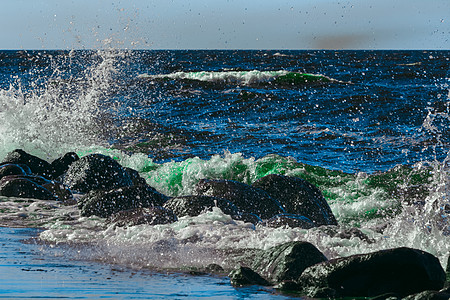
[0,50,449,297]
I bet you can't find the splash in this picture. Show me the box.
[0,50,123,160]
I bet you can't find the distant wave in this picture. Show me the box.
[137,70,337,85]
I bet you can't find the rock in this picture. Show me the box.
[264,213,315,229]
[79,185,169,218]
[108,206,177,227]
[252,174,337,226]
[251,241,327,283]
[205,263,225,273]
[50,152,79,179]
[123,167,148,186]
[0,164,27,179]
[298,247,446,298]
[2,149,53,179]
[0,175,73,201]
[229,266,271,287]
[194,179,285,219]
[0,176,55,200]
[163,195,240,218]
[63,154,133,193]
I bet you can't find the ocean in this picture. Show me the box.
[0,50,449,298]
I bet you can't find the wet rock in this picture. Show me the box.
[63,154,133,193]
[298,247,446,298]
[0,164,27,179]
[2,149,53,179]
[123,167,148,186]
[229,266,271,287]
[205,263,225,274]
[0,175,73,201]
[50,152,79,179]
[264,213,315,229]
[163,195,240,218]
[251,241,327,283]
[252,174,337,226]
[0,176,55,200]
[108,206,177,227]
[194,179,285,219]
[79,185,169,218]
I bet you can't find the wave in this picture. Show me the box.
[137,70,338,86]
[13,148,442,271]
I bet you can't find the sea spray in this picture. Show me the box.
[0,50,126,160]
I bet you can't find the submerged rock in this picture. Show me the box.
[229,266,271,287]
[63,154,133,193]
[79,185,169,218]
[194,179,285,219]
[108,206,177,227]
[252,241,327,284]
[2,149,53,179]
[298,247,446,298]
[252,174,337,226]
[163,195,240,218]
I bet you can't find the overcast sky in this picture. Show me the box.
[1,0,449,50]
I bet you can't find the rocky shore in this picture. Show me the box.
[1,149,449,299]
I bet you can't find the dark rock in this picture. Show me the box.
[163,195,240,218]
[0,176,55,200]
[194,179,285,219]
[0,175,73,202]
[79,185,169,218]
[264,214,315,229]
[17,164,32,175]
[274,280,302,292]
[298,247,446,298]
[123,167,148,186]
[205,263,225,273]
[0,164,27,179]
[108,206,177,227]
[229,266,271,287]
[63,154,133,193]
[2,149,53,178]
[50,152,79,179]
[251,241,327,283]
[252,174,337,226]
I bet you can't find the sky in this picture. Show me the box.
[1,0,449,50]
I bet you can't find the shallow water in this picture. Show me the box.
[0,227,293,299]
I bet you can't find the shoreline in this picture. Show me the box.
[0,226,290,299]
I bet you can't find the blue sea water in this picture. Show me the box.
[0,50,449,298]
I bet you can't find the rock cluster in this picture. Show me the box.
[2,149,449,298]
